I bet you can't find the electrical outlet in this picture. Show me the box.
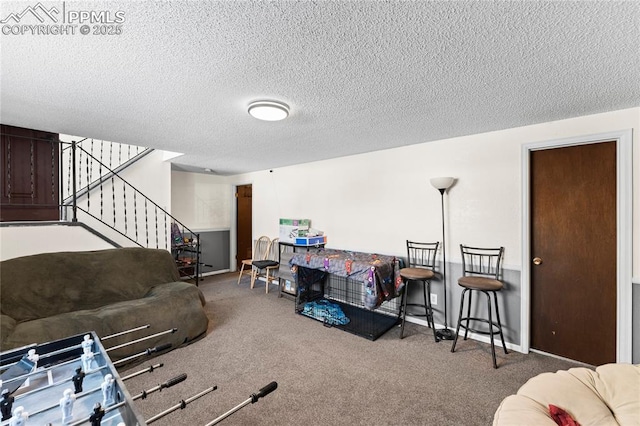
[430,294,437,305]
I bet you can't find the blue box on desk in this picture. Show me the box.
[279,218,311,243]
[294,235,327,246]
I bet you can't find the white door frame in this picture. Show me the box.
[521,129,633,363]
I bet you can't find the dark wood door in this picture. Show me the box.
[530,141,616,365]
[1,125,59,221]
[236,184,252,269]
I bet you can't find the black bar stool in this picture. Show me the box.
[399,241,440,342]
[451,245,508,368]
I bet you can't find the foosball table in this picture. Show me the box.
[0,328,276,425]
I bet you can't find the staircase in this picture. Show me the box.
[0,129,200,281]
[61,138,201,281]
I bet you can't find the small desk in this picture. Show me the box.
[277,241,325,299]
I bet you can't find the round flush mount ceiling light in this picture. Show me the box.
[247,100,289,121]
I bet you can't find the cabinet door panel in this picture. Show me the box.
[1,125,59,221]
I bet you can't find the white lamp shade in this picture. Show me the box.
[248,101,289,121]
[430,177,455,190]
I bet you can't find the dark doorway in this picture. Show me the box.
[236,184,252,269]
[530,141,617,365]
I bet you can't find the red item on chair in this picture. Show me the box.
[549,404,581,426]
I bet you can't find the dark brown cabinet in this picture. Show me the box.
[1,125,59,221]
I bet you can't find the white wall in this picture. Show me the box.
[119,150,173,215]
[228,107,639,275]
[0,224,114,260]
[171,171,232,232]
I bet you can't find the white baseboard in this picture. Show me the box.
[530,349,594,367]
[201,269,230,277]
[403,316,524,353]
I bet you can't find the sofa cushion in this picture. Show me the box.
[590,363,640,425]
[1,314,16,343]
[2,281,208,360]
[517,368,619,425]
[494,395,571,426]
[0,248,181,322]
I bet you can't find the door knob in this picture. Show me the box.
[533,257,543,265]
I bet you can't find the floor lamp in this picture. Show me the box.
[430,177,455,341]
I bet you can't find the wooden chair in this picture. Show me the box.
[237,236,270,285]
[251,238,280,293]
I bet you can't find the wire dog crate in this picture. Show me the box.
[295,271,401,341]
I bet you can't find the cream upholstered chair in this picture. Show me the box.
[237,236,270,285]
[251,238,280,293]
[493,363,640,425]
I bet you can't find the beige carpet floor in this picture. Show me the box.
[122,272,581,425]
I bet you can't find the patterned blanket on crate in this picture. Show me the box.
[289,248,403,310]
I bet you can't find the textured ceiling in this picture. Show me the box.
[1,1,639,175]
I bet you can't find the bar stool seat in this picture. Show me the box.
[457,276,502,291]
[400,267,435,281]
[399,241,439,342]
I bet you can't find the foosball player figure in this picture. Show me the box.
[72,367,85,393]
[101,374,116,407]
[89,403,105,426]
[8,406,28,426]
[59,389,76,424]
[81,350,96,372]
[27,349,39,367]
[1,388,14,421]
[24,349,40,387]
[81,334,94,354]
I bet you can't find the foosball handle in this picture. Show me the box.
[147,343,172,354]
[251,381,278,403]
[162,373,187,389]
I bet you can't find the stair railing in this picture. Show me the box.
[60,137,150,204]
[61,140,200,282]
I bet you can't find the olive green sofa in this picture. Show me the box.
[0,247,209,362]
